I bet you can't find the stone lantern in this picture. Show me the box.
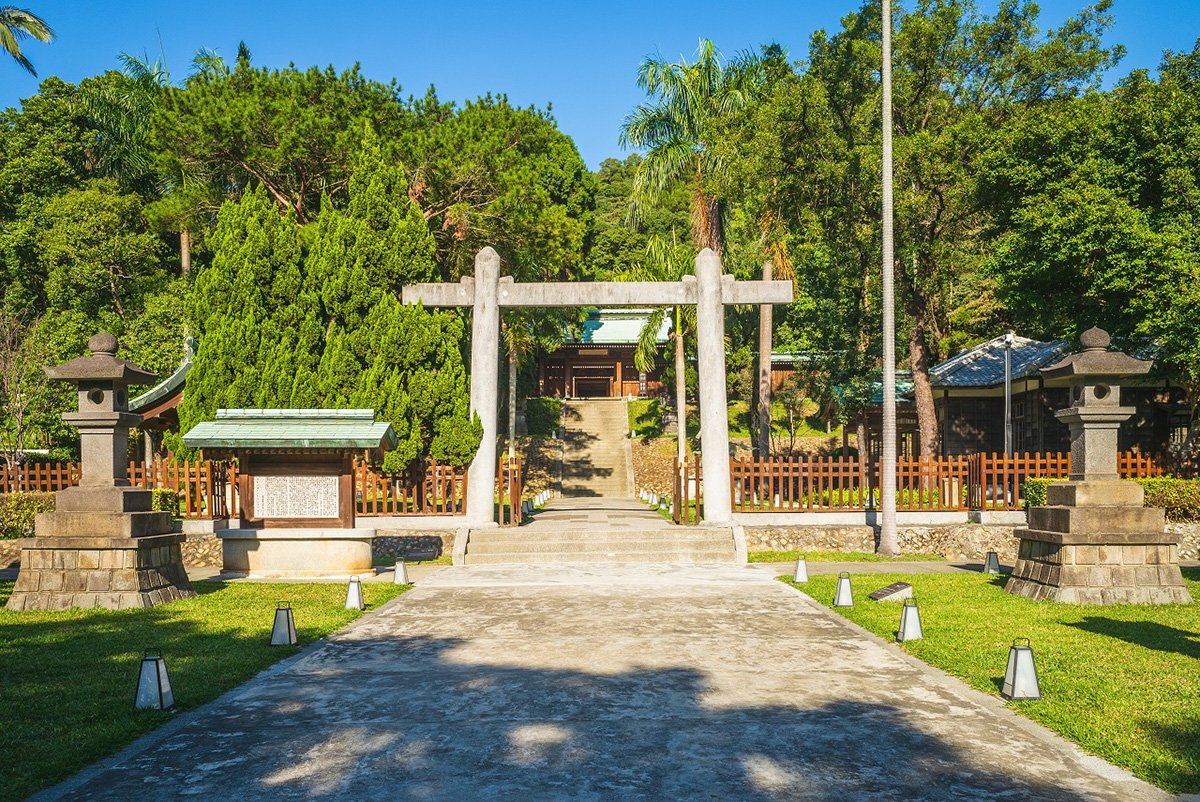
[5,333,195,611]
[1006,328,1191,604]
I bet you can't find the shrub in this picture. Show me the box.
[1136,478,1200,522]
[628,398,663,438]
[0,493,56,538]
[151,488,181,516]
[525,397,563,437]
[1022,477,1058,509]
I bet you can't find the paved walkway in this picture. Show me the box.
[42,565,1167,801]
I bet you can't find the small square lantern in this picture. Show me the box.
[270,601,298,646]
[896,599,923,642]
[833,572,854,607]
[1001,638,1041,701]
[792,556,808,583]
[984,551,1001,574]
[345,576,365,610]
[135,651,174,710]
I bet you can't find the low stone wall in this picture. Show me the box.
[373,530,457,561]
[745,524,1019,561]
[1168,522,1199,560]
[745,526,875,554]
[0,538,21,569]
[181,533,222,568]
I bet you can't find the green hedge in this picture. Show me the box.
[0,493,56,539]
[151,488,180,515]
[1138,478,1200,522]
[1023,477,1056,509]
[525,397,562,437]
[1023,476,1199,522]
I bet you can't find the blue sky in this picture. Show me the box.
[8,1,1200,168]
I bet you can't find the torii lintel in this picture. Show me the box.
[401,276,793,308]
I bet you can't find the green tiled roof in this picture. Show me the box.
[182,409,397,451]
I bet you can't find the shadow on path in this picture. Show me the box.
[62,633,1112,801]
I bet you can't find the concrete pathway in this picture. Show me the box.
[41,565,1168,801]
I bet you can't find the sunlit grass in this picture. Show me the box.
[0,579,407,802]
[751,549,945,563]
[787,569,1200,793]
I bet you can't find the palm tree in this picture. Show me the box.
[615,237,696,467]
[0,6,51,76]
[81,50,227,275]
[878,0,900,556]
[620,39,765,255]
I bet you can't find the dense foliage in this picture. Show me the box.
[0,4,1198,467]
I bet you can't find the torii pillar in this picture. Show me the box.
[403,247,792,527]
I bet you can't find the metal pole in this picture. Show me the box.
[878,0,899,555]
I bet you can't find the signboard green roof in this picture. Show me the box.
[182,409,397,452]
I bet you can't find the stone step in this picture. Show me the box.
[469,528,717,544]
[466,538,733,555]
[463,550,737,565]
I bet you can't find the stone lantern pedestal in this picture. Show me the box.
[1007,328,1190,604]
[5,333,195,611]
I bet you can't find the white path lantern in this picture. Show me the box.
[792,556,808,583]
[896,599,923,642]
[135,651,174,710]
[394,561,410,584]
[345,576,365,610]
[984,551,1001,574]
[833,572,854,607]
[1001,638,1041,701]
[270,601,298,646]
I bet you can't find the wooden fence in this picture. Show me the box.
[354,461,467,516]
[497,454,524,526]
[0,459,234,519]
[670,450,1187,516]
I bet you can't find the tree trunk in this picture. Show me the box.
[904,254,940,459]
[691,186,724,256]
[908,316,939,458]
[180,226,192,275]
[756,260,774,459]
[674,306,687,468]
[878,0,900,556]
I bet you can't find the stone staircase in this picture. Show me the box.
[560,399,631,497]
[461,498,738,566]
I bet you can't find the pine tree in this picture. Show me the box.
[179,185,303,434]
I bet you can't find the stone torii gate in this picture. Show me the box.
[402,246,793,527]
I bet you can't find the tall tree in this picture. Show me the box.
[979,40,1200,448]
[620,39,767,255]
[0,6,51,75]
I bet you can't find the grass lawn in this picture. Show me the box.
[750,549,946,563]
[0,579,407,802]
[788,569,1200,793]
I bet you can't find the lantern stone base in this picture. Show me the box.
[4,532,195,611]
[1007,481,1191,604]
[217,527,375,578]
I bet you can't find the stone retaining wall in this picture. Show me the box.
[745,524,1015,561]
[0,538,20,569]
[181,533,222,567]
[1168,522,1199,560]
[373,530,457,561]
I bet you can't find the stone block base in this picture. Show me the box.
[5,533,196,611]
[1006,533,1192,605]
[218,528,374,577]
